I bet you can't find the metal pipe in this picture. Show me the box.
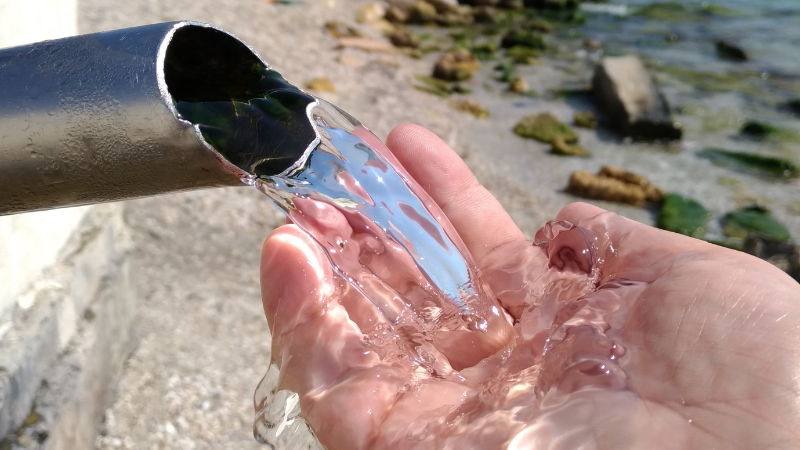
[0,21,316,215]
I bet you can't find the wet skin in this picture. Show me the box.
[260,124,800,450]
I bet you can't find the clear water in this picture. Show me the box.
[252,100,514,373]
[244,99,517,448]
[252,208,644,449]
[241,97,649,449]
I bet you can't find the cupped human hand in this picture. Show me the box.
[260,124,800,450]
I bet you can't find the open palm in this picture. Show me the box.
[260,125,800,450]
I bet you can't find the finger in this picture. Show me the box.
[384,124,525,263]
[554,202,740,283]
[261,225,406,449]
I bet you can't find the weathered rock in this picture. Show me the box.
[501,0,524,8]
[573,110,597,129]
[451,99,490,118]
[715,40,747,62]
[437,11,474,26]
[567,165,665,206]
[524,0,581,9]
[385,2,412,23]
[367,19,397,34]
[510,76,528,93]
[550,135,590,157]
[474,6,499,23]
[324,21,362,39]
[583,38,601,49]
[501,29,545,49]
[409,1,439,23]
[743,235,800,282]
[506,46,540,64]
[740,120,782,140]
[514,112,577,143]
[592,55,682,141]
[784,98,800,115]
[426,0,462,14]
[433,49,481,81]
[337,37,396,53]
[304,77,336,93]
[387,29,421,48]
[356,2,386,23]
[527,18,554,33]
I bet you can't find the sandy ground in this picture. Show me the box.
[79,0,799,448]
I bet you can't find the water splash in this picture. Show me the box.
[175,68,642,449]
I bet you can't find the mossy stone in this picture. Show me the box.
[433,49,481,81]
[739,120,800,142]
[723,206,791,241]
[550,135,590,157]
[451,99,490,119]
[501,29,545,49]
[527,18,554,33]
[573,110,598,129]
[506,45,541,63]
[715,40,747,62]
[786,98,800,115]
[514,113,578,143]
[698,148,799,180]
[470,42,498,60]
[412,75,452,97]
[495,60,518,82]
[657,193,709,238]
[634,2,742,21]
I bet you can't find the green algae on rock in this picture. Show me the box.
[697,148,799,180]
[633,2,743,21]
[495,60,518,82]
[412,75,454,97]
[514,112,578,143]
[501,29,546,49]
[550,135,590,157]
[451,99,490,118]
[526,18,554,33]
[388,29,422,48]
[723,206,791,241]
[785,99,800,115]
[506,45,541,63]
[657,193,709,238]
[433,49,481,81]
[509,76,529,93]
[470,42,499,60]
[715,40,747,62]
[739,121,800,142]
[573,110,598,129]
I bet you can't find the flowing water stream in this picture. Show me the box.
[175,65,648,449]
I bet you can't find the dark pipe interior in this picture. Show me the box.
[164,26,264,102]
[164,26,318,177]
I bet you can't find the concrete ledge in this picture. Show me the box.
[0,204,137,449]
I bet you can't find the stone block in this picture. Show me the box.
[0,204,137,449]
[592,55,682,141]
